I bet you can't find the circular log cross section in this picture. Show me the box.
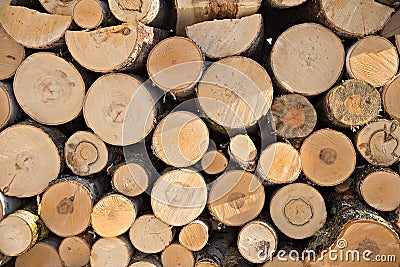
[197,56,273,131]
[271,23,344,96]
[300,128,356,186]
[270,183,327,239]
[151,169,207,226]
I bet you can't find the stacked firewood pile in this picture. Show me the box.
[0,0,400,266]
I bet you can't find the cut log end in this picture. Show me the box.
[112,162,149,197]
[382,75,400,121]
[84,73,157,146]
[186,14,263,59]
[39,0,79,15]
[228,134,257,171]
[0,26,24,80]
[271,23,344,96]
[271,94,317,139]
[161,243,195,267]
[322,79,381,128]
[200,150,228,175]
[90,237,133,267]
[197,56,273,130]
[73,0,106,29]
[0,6,72,49]
[270,183,327,239]
[147,37,202,99]
[208,170,265,226]
[15,241,63,267]
[40,180,93,237]
[318,0,394,38]
[129,214,173,253]
[59,236,91,267]
[300,128,356,186]
[346,36,399,87]
[91,194,137,238]
[0,215,33,256]
[151,169,207,226]
[237,220,278,263]
[179,219,209,251]
[65,131,108,176]
[360,170,400,212]
[0,124,62,197]
[257,142,301,184]
[0,83,13,130]
[14,52,85,125]
[152,111,209,167]
[108,0,160,24]
[356,120,400,166]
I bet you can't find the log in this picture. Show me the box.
[196,228,236,267]
[91,194,140,238]
[270,183,327,239]
[197,56,273,132]
[151,169,207,226]
[152,111,209,167]
[0,253,11,266]
[65,131,111,176]
[256,142,301,184]
[0,122,65,197]
[73,0,110,29]
[108,0,170,27]
[267,0,307,8]
[382,75,400,121]
[59,233,94,267]
[111,162,150,197]
[13,52,86,125]
[300,128,356,186]
[0,82,23,131]
[175,0,261,35]
[376,0,400,7]
[147,37,203,100]
[39,176,108,237]
[90,236,134,267]
[237,220,278,263]
[346,36,399,87]
[162,243,195,267]
[0,206,49,256]
[271,94,317,139]
[200,150,228,175]
[129,214,173,253]
[356,120,400,166]
[319,79,381,128]
[313,0,394,38]
[185,14,264,60]
[0,26,24,80]
[381,9,400,37]
[39,0,79,15]
[228,134,257,172]
[66,22,170,72]
[179,219,210,251]
[15,237,63,267]
[357,168,400,212]
[270,23,344,96]
[0,191,23,221]
[308,206,400,266]
[83,73,158,146]
[0,6,72,49]
[222,247,251,267]
[208,170,265,226]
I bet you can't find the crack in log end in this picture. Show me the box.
[117,0,143,12]
[6,55,16,60]
[284,198,313,226]
[319,148,337,165]
[207,0,238,19]
[57,196,75,214]
[227,192,246,209]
